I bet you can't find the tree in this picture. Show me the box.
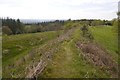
[2,18,24,34]
[112,19,118,33]
[91,20,104,26]
[80,25,88,37]
[2,26,12,35]
[16,19,24,34]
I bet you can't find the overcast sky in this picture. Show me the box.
[0,0,119,20]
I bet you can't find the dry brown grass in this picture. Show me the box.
[76,41,118,78]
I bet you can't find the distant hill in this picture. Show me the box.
[20,19,56,24]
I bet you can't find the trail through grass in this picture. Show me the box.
[2,31,62,78]
[3,26,117,78]
[39,28,110,78]
[3,31,61,65]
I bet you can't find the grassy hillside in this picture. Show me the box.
[39,28,110,78]
[2,25,118,78]
[3,31,62,77]
[3,31,62,64]
[89,26,118,61]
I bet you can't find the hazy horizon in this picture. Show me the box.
[0,0,119,20]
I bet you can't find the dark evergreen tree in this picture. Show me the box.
[2,18,24,35]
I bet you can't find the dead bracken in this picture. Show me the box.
[76,41,118,78]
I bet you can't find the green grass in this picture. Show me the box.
[3,25,118,78]
[3,31,60,64]
[39,28,110,78]
[89,26,118,61]
[3,31,62,78]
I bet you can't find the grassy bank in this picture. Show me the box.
[3,31,62,77]
[89,26,118,61]
[2,25,118,78]
[39,27,110,78]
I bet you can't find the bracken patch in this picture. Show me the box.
[76,41,118,78]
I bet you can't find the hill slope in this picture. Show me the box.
[3,26,118,78]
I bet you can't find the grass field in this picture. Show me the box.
[90,26,118,61]
[3,31,61,63]
[2,25,118,78]
[2,31,62,77]
[39,28,110,78]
